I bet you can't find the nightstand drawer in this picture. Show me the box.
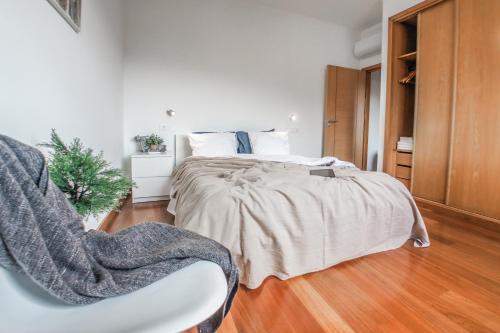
[132,177,171,199]
[131,156,174,178]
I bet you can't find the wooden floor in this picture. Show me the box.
[105,199,500,333]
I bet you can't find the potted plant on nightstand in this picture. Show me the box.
[145,134,164,153]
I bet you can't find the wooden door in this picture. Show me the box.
[323,65,365,166]
[447,0,500,219]
[412,0,455,203]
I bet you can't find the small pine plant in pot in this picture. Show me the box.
[145,134,164,152]
[43,130,133,219]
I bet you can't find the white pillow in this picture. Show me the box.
[248,131,290,155]
[188,133,238,156]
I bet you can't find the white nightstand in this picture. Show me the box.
[131,153,175,203]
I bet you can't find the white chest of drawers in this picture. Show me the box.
[131,153,175,203]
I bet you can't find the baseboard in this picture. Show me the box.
[132,195,169,203]
[99,210,118,233]
[98,195,131,232]
[415,197,500,232]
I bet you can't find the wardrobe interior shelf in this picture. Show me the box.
[398,51,417,61]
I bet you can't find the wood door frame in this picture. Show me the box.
[361,63,381,170]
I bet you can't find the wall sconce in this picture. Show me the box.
[166,109,176,117]
[289,113,298,122]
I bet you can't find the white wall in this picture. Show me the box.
[367,70,381,171]
[377,0,423,170]
[355,23,382,68]
[0,0,124,168]
[0,0,125,229]
[123,0,360,159]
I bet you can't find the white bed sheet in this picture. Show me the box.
[234,154,355,168]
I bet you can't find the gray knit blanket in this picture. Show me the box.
[0,135,238,333]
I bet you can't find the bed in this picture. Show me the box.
[168,134,430,289]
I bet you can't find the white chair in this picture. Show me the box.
[0,261,227,333]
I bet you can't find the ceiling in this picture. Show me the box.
[251,0,383,30]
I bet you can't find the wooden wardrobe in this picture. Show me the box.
[384,0,500,223]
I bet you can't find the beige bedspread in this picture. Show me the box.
[170,157,429,289]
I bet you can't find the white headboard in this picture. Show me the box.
[174,134,192,165]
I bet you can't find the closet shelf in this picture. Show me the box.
[398,51,417,61]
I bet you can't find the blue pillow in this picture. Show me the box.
[235,129,275,154]
[236,131,252,154]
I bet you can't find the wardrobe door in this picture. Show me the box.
[448,0,500,219]
[412,0,455,202]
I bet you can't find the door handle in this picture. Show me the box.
[327,119,337,127]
